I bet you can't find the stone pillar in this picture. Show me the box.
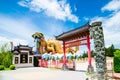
[90,22,106,80]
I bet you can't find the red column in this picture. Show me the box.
[63,41,66,66]
[87,35,91,66]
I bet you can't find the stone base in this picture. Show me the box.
[87,65,94,74]
[96,72,106,80]
[62,65,68,70]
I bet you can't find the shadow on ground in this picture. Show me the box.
[75,70,87,72]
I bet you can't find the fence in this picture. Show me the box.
[38,59,75,70]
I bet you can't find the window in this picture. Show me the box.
[29,57,32,63]
[15,57,19,64]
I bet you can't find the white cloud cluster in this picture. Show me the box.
[0,14,67,47]
[91,0,120,48]
[0,36,28,46]
[0,15,37,39]
[101,0,120,12]
[18,0,79,23]
[0,14,38,46]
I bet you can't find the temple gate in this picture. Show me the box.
[56,21,107,79]
[56,22,94,73]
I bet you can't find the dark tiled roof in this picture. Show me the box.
[12,45,34,55]
[56,22,90,41]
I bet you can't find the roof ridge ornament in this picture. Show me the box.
[91,21,102,27]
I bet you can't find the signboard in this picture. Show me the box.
[65,38,87,48]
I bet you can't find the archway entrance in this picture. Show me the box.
[56,23,93,73]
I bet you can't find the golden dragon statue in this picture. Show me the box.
[32,32,79,54]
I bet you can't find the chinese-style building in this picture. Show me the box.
[12,45,34,68]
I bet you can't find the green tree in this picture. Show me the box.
[74,55,77,60]
[82,51,88,58]
[0,43,13,68]
[66,56,69,60]
[52,56,55,61]
[78,55,82,60]
[56,56,59,60]
[0,53,2,65]
[71,55,74,61]
[106,44,115,57]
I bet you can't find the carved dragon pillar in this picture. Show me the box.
[90,22,106,80]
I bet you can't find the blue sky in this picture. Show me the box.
[0,0,120,51]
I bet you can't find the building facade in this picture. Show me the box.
[12,45,34,68]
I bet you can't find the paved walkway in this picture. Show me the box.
[0,59,116,80]
[0,67,89,80]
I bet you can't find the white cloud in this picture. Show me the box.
[90,0,120,48]
[18,0,79,23]
[104,11,120,29]
[101,0,120,12]
[0,14,37,40]
[0,14,39,46]
[0,36,28,46]
[90,16,106,24]
[40,21,67,40]
[0,14,68,47]
[83,17,90,21]
[91,16,120,48]
[74,6,77,12]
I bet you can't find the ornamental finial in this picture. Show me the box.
[91,21,102,27]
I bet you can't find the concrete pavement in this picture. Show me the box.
[0,67,90,80]
[0,59,114,80]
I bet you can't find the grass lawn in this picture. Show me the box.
[49,67,61,70]
[86,72,94,77]
[5,68,10,70]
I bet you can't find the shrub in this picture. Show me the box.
[114,50,120,57]
[9,65,15,70]
[114,50,120,73]
[0,65,4,70]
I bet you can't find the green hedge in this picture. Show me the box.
[114,50,120,73]
[34,56,39,67]
[0,65,4,70]
[114,57,120,73]
[9,65,15,70]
